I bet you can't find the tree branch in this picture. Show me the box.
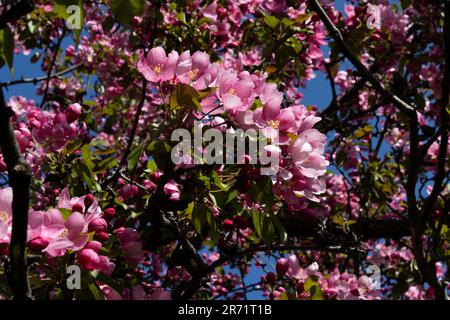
[0,87,32,300]
[39,27,66,108]
[421,1,450,228]
[308,0,416,116]
[0,63,83,87]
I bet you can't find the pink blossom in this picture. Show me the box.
[137,47,179,82]
[0,188,13,244]
[164,179,181,201]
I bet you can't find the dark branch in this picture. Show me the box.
[0,63,83,87]
[0,87,32,300]
[308,0,415,116]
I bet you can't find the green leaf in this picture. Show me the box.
[354,129,366,139]
[271,214,287,243]
[192,203,208,235]
[111,0,145,26]
[252,211,275,244]
[264,15,280,29]
[79,162,98,191]
[63,139,83,157]
[278,292,289,300]
[88,282,104,300]
[304,277,323,300]
[0,26,14,76]
[127,146,143,173]
[248,177,274,208]
[211,171,229,191]
[295,13,313,24]
[335,150,347,166]
[146,158,158,173]
[275,44,296,68]
[58,208,72,220]
[146,141,171,170]
[170,84,201,111]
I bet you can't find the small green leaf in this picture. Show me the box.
[146,158,158,173]
[63,139,83,157]
[271,214,287,243]
[0,26,14,76]
[88,282,104,300]
[211,171,229,191]
[58,208,72,220]
[354,129,366,139]
[264,15,280,29]
[252,211,275,244]
[192,204,208,235]
[127,146,143,173]
[170,84,201,111]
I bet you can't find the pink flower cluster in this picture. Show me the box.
[0,186,144,274]
[137,47,329,211]
[272,255,381,300]
[33,103,84,153]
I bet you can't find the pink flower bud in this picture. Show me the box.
[65,103,82,123]
[84,194,95,208]
[72,203,84,213]
[77,248,100,271]
[88,218,108,233]
[28,237,49,251]
[95,232,110,242]
[276,258,289,276]
[265,272,276,284]
[85,241,102,252]
[103,207,116,219]
[222,219,235,231]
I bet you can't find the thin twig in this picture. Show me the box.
[0,63,83,87]
[308,0,415,116]
[39,27,67,108]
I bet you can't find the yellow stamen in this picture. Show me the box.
[188,68,199,80]
[60,229,69,238]
[153,65,161,74]
[0,211,8,223]
[266,120,280,129]
[228,88,236,95]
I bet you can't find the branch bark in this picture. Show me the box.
[0,63,83,87]
[0,88,32,300]
[308,0,416,116]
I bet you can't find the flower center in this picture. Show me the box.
[188,68,199,80]
[228,88,236,95]
[266,120,280,129]
[60,229,69,238]
[0,211,8,224]
[153,65,162,74]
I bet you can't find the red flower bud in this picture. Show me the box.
[28,237,49,252]
[84,194,95,208]
[95,232,110,242]
[72,203,84,213]
[222,219,235,231]
[265,272,276,284]
[276,258,289,276]
[103,207,116,219]
[88,218,108,233]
